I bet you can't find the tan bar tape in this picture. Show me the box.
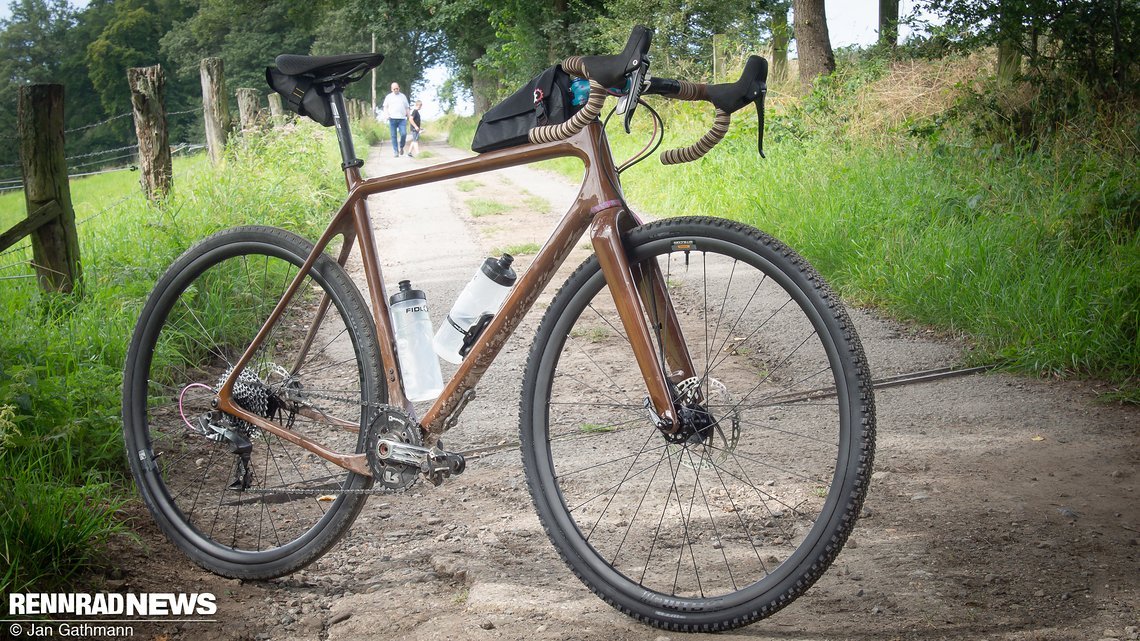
[660,109,731,165]
[529,79,606,144]
[674,80,707,102]
[563,56,587,78]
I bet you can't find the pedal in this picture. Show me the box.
[375,439,466,486]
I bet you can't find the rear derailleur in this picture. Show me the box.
[192,411,254,491]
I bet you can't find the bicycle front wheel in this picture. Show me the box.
[122,226,383,579]
[520,217,875,630]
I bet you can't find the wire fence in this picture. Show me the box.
[1,141,208,280]
[0,105,206,187]
[0,190,142,272]
[0,140,206,193]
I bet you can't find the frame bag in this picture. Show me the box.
[471,65,578,153]
[266,67,335,127]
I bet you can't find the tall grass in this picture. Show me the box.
[0,124,346,594]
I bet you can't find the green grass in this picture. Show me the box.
[523,193,550,213]
[492,242,541,256]
[0,124,346,593]
[456,179,482,192]
[450,79,1138,395]
[569,327,609,342]
[1,161,195,234]
[467,197,509,217]
[446,116,478,151]
[613,120,1138,388]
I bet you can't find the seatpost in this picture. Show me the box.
[328,89,362,171]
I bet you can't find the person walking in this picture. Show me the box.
[407,100,423,157]
[382,82,411,157]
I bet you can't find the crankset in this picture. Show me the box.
[365,406,466,490]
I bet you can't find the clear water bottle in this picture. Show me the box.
[389,280,444,402]
[434,254,517,364]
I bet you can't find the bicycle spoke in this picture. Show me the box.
[527,221,871,617]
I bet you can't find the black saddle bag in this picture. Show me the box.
[471,65,578,153]
[266,67,334,127]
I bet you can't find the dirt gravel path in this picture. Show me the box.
[99,136,1138,641]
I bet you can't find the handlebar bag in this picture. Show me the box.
[471,65,579,153]
[266,67,335,127]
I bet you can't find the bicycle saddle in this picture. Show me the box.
[274,53,383,78]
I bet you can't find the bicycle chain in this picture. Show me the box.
[234,391,417,497]
[223,384,492,497]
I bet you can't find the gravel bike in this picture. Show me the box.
[122,26,876,631]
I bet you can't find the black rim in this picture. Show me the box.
[125,234,374,566]
[528,224,863,617]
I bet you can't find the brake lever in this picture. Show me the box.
[755,81,767,158]
[621,59,649,133]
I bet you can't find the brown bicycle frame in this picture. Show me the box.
[215,121,696,478]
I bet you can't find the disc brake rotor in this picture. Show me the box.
[669,377,741,470]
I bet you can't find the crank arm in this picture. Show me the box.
[375,439,467,484]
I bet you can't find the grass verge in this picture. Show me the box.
[0,124,345,594]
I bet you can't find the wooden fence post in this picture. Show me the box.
[200,57,230,164]
[236,88,260,131]
[128,65,172,200]
[16,84,81,293]
[267,93,284,126]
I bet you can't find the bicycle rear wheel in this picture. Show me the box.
[122,226,382,579]
[520,217,875,630]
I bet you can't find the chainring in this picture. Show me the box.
[365,406,423,492]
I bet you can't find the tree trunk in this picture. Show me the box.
[794,0,835,89]
[200,57,231,164]
[128,65,172,201]
[997,38,1021,82]
[236,88,261,131]
[771,6,789,82]
[995,0,1022,82]
[471,67,495,115]
[879,0,899,48]
[17,84,81,293]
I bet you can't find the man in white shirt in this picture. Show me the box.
[382,82,411,157]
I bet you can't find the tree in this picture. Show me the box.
[427,0,498,112]
[879,0,899,48]
[310,0,441,104]
[0,0,75,169]
[86,0,166,114]
[769,1,789,82]
[160,0,325,92]
[792,0,833,87]
[586,0,766,80]
[0,0,73,85]
[922,0,1139,95]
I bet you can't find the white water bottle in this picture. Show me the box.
[389,280,444,402]
[434,254,517,364]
